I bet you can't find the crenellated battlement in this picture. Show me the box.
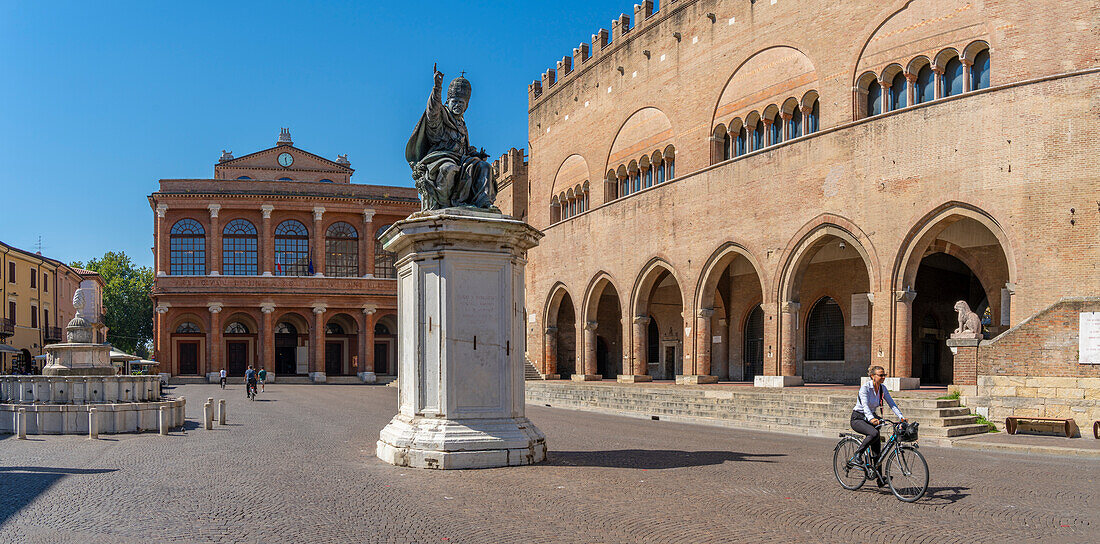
[528,0,667,105]
[493,147,528,186]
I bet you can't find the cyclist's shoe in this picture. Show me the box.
[876,477,887,488]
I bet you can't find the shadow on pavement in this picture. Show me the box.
[0,466,117,526]
[918,485,971,505]
[547,449,784,469]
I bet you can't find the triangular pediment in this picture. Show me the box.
[219,145,352,173]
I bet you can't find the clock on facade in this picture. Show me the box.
[278,153,294,167]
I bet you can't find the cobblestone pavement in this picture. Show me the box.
[1,384,1096,544]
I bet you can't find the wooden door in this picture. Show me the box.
[178,342,198,375]
[374,342,388,374]
[325,341,342,376]
[227,341,248,375]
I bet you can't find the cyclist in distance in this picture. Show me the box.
[244,365,257,399]
[852,365,906,486]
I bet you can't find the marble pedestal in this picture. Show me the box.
[375,210,547,469]
[357,371,377,383]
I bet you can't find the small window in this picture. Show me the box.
[43,273,48,292]
[866,81,882,117]
[30,271,36,289]
[319,179,334,183]
[752,121,764,151]
[942,57,964,97]
[734,127,747,156]
[789,108,802,139]
[889,72,907,111]
[769,112,783,146]
[807,100,819,134]
[236,176,252,180]
[7,262,13,283]
[43,308,49,328]
[971,49,990,90]
[915,66,934,104]
[175,321,201,334]
[30,305,38,328]
[8,301,15,323]
[225,322,249,334]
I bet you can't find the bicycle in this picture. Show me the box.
[833,418,929,502]
[246,381,257,401]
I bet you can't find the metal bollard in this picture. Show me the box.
[203,402,213,430]
[218,399,226,425]
[159,406,169,435]
[17,407,27,439]
[88,407,99,440]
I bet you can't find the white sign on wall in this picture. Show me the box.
[1079,312,1100,364]
[712,336,722,344]
[851,293,871,327]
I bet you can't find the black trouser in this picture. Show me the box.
[850,411,881,462]
[246,380,257,397]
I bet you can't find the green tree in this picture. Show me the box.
[71,252,154,357]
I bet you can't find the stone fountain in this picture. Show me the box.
[0,288,185,435]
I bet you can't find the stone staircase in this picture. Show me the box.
[525,382,989,445]
[523,357,543,381]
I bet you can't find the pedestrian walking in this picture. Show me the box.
[258,367,267,392]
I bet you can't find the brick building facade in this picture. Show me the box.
[499,0,1100,398]
[149,130,419,381]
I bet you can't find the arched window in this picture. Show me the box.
[325,323,345,335]
[274,220,309,276]
[654,158,665,184]
[807,99,819,134]
[319,179,334,183]
[743,305,765,380]
[752,120,764,151]
[375,322,391,335]
[236,176,252,180]
[971,49,990,90]
[325,222,359,277]
[806,297,844,361]
[664,155,675,180]
[169,219,205,275]
[550,198,561,223]
[644,166,653,188]
[374,224,397,279]
[889,72,907,111]
[915,66,934,105]
[274,322,296,334]
[735,126,747,156]
[175,322,201,334]
[866,81,882,117]
[942,57,964,97]
[225,322,249,334]
[619,174,629,197]
[769,112,783,146]
[789,108,803,139]
[278,177,293,181]
[222,219,257,276]
[722,131,732,160]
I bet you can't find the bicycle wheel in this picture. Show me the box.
[885,446,929,502]
[833,438,866,490]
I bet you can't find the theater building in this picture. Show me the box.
[149,130,418,381]
[504,1,1099,427]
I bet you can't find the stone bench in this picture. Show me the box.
[1005,416,1077,438]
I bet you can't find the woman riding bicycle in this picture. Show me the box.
[852,365,905,485]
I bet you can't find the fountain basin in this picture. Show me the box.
[0,398,185,434]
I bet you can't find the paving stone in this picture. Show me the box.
[0,384,1096,543]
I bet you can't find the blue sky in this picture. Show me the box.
[0,0,636,267]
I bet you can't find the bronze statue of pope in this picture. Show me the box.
[405,65,498,211]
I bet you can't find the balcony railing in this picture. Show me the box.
[44,326,63,343]
[0,318,13,337]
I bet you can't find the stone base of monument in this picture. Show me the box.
[676,374,718,385]
[309,372,327,383]
[357,372,377,384]
[617,374,653,383]
[754,375,805,387]
[374,210,547,470]
[376,413,546,469]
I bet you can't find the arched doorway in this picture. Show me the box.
[325,313,359,376]
[223,316,255,376]
[695,245,766,380]
[580,274,624,380]
[172,318,204,375]
[896,208,1013,385]
[374,314,397,375]
[743,305,764,381]
[633,263,684,380]
[544,286,577,378]
[781,225,875,384]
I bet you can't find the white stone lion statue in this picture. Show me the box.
[952,300,982,338]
